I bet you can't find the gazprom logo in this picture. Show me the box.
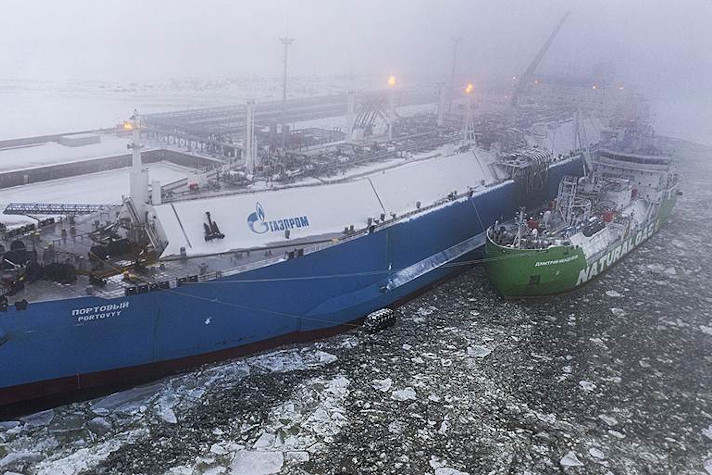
[247,202,310,234]
[247,202,269,234]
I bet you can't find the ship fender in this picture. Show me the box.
[363,308,397,334]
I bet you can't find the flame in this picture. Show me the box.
[387,75,397,87]
[123,121,134,131]
[464,83,474,94]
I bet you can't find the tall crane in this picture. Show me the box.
[510,11,570,108]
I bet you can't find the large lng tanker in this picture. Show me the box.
[0,92,586,412]
[485,117,679,297]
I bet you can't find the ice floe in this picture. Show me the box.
[229,451,283,475]
[560,451,584,467]
[391,387,417,401]
[610,308,627,317]
[467,345,492,358]
[372,378,393,392]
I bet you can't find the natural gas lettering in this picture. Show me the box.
[576,221,658,286]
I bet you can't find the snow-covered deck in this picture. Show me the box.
[0,163,192,227]
[0,134,150,172]
[153,149,496,257]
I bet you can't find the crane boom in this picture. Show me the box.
[511,11,570,107]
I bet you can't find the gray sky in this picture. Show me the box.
[1,0,711,99]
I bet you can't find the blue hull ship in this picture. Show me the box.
[0,132,584,413]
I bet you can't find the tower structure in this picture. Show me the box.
[387,75,397,141]
[126,110,149,216]
[462,84,476,145]
[279,37,295,146]
[346,90,356,141]
[245,100,256,174]
[447,37,462,113]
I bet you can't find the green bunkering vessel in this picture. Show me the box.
[484,192,678,297]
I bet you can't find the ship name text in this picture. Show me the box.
[535,255,579,267]
[72,301,129,323]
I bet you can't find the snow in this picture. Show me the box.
[154,177,384,257]
[531,116,605,156]
[0,163,188,206]
[0,163,191,227]
[155,148,497,257]
[368,148,495,217]
[0,134,143,172]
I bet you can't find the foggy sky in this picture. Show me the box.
[1,0,711,100]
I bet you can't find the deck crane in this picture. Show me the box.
[510,11,571,109]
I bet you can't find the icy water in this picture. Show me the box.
[1,139,711,475]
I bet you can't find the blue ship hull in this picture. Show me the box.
[0,156,583,411]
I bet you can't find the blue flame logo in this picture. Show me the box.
[247,202,269,234]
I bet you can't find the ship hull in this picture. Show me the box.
[0,156,584,414]
[484,192,678,297]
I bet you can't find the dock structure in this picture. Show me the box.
[142,89,438,157]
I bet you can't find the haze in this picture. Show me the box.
[1,0,711,143]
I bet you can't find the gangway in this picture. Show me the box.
[2,203,114,216]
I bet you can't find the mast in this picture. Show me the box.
[279,37,295,147]
[126,110,149,218]
[387,75,397,141]
[462,83,476,145]
[447,37,462,113]
[245,100,256,175]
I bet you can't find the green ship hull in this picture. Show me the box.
[484,193,678,297]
